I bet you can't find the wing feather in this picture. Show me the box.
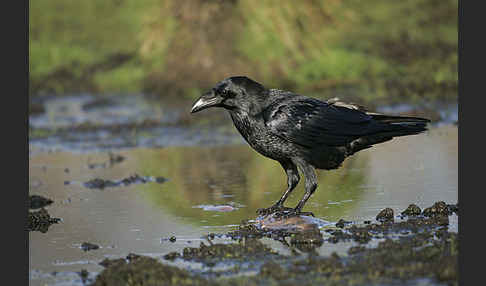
[263,97,378,148]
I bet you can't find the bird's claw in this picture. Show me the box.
[273,209,315,218]
[256,205,293,216]
[296,211,315,217]
[257,205,315,218]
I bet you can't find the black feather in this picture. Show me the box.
[192,76,430,213]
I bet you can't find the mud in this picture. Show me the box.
[29,195,53,209]
[28,95,458,285]
[93,254,210,286]
[253,232,458,286]
[81,97,117,111]
[82,174,167,190]
[376,207,394,222]
[29,98,46,115]
[401,203,422,216]
[29,94,457,154]
[28,94,240,153]
[422,201,458,217]
[163,238,279,266]
[77,269,90,284]
[94,201,458,286]
[335,218,352,228]
[27,208,61,233]
[289,228,325,253]
[226,214,328,242]
[326,203,455,245]
[81,242,100,252]
[88,152,125,169]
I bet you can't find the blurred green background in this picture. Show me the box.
[29,0,457,104]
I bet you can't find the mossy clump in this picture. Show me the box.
[335,218,352,228]
[290,229,324,245]
[401,204,422,216]
[231,232,458,286]
[422,201,454,217]
[164,238,279,265]
[289,228,324,253]
[83,174,166,190]
[27,208,61,233]
[92,201,458,286]
[29,195,53,209]
[326,201,458,244]
[81,242,99,252]
[93,255,211,286]
[376,207,394,222]
[226,220,266,240]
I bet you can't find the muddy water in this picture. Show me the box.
[29,122,457,285]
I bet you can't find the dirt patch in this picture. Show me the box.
[326,202,455,245]
[163,238,279,266]
[29,101,46,115]
[93,254,210,286]
[29,195,54,209]
[81,97,117,111]
[92,201,458,286]
[226,214,325,242]
[422,201,458,217]
[88,152,125,169]
[289,228,324,253]
[95,231,457,286]
[83,174,167,190]
[376,207,394,222]
[77,269,90,284]
[335,218,352,228]
[81,242,100,252]
[27,208,61,233]
[401,203,422,216]
[253,231,458,286]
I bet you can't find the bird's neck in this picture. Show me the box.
[228,110,262,143]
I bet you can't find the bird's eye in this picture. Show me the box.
[223,90,236,98]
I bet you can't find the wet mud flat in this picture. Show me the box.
[28,94,242,154]
[91,202,458,286]
[28,94,457,154]
[28,94,457,285]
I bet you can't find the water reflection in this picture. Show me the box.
[29,124,457,286]
[132,145,370,225]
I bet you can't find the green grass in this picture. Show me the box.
[29,0,458,103]
[29,0,151,93]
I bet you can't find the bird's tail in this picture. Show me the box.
[327,98,430,137]
[347,114,430,155]
[369,113,430,136]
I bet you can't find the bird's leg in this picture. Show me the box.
[292,160,317,217]
[275,161,300,207]
[257,161,299,216]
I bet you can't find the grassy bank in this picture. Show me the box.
[29,0,458,104]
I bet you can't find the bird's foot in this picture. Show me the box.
[256,204,293,216]
[296,211,315,217]
[257,205,315,218]
[273,209,315,218]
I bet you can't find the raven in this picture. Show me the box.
[191,76,429,216]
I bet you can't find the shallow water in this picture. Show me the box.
[29,94,458,285]
[29,94,458,154]
[29,121,457,285]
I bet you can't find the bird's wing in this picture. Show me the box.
[262,97,376,148]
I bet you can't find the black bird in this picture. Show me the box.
[191,76,429,216]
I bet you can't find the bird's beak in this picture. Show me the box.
[190,91,222,113]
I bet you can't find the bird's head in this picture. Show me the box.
[191,76,267,114]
